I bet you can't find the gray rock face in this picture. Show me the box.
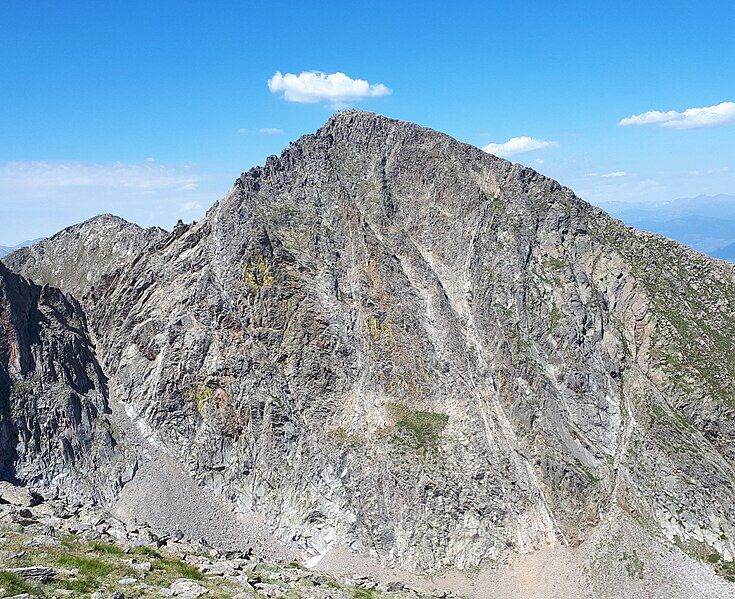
[7,111,735,574]
[3,214,166,305]
[0,262,133,504]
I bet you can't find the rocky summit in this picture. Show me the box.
[2,111,735,597]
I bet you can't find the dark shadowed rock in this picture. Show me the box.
[0,262,134,504]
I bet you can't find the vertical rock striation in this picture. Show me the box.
[0,262,133,504]
[6,112,735,573]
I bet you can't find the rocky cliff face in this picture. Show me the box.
[3,214,166,305]
[6,112,735,574]
[0,263,133,504]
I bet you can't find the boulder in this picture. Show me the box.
[161,578,209,598]
[0,482,42,508]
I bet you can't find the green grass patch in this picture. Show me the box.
[703,551,735,582]
[56,574,109,594]
[0,570,35,595]
[152,557,204,581]
[60,534,82,550]
[90,540,126,556]
[620,549,644,579]
[549,304,561,331]
[55,554,115,578]
[352,588,377,599]
[132,545,162,559]
[717,560,735,583]
[10,381,34,396]
[387,403,448,450]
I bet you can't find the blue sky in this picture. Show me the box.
[1,0,734,245]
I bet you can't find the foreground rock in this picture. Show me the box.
[0,482,41,508]
[0,486,435,598]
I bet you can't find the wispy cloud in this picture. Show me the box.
[586,171,627,178]
[619,101,735,129]
[239,127,284,135]
[0,160,230,245]
[687,167,731,177]
[0,160,201,191]
[638,178,660,189]
[0,159,233,245]
[180,201,203,212]
[267,71,392,107]
[482,136,559,157]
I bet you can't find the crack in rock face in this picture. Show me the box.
[4,111,735,576]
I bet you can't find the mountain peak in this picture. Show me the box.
[3,214,167,300]
[5,114,735,589]
[318,109,449,145]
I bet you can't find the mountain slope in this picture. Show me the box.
[6,112,735,579]
[2,214,167,303]
[0,262,134,503]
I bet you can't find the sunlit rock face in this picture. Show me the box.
[8,111,735,573]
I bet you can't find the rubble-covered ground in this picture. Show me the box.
[0,483,446,599]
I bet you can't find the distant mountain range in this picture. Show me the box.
[713,242,735,260]
[597,194,735,260]
[0,238,44,258]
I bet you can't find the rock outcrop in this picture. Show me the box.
[3,214,166,306]
[0,262,133,504]
[0,481,437,599]
[6,112,735,576]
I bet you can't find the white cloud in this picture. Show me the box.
[237,128,249,134]
[267,71,392,106]
[687,167,731,177]
[0,160,202,191]
[482,136,559,157]
[0,160,237,246]
[180,201,203,212]
[586,171,627,178]
[638,178,660,189]
[0,160,234,246]
[619,101,735,129]
[259,127,283,135]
